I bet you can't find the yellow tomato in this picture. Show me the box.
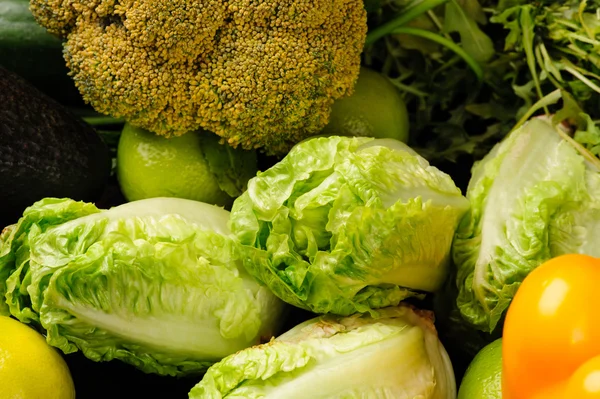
[565,355,600,398]
[503,254,600,399]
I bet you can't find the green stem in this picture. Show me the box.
[564,32,599,45]
[511,89,562,132]
[389,79,429,97]
[552,124,600,170]
[563,65,600,94]
[565,61,600,81]
[391,27,483,81]
[82,115,126,126]
[426,9,448,37]
[433,56,461,78]
[520,7,546,112]
[578,0,595,40]
[553,18,580,32]
[365,0,450,45]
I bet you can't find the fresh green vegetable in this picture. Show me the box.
[117,124,258,208]
[363,0,600,166]
[364,0,510,164]
[230,135,469,315]
[453,116,600,333]
[28,0,368,155]
[488,0,600,144]
[0,0,62,72]
[321,66,410,142]
[0,197,285,376]
[189,305,456,399]
[0,66,110,227]
[0,0,81,105]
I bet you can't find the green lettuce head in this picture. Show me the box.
[230,136,469,315]
[454,117,600,333]
[0,197,285,376]
[189,305,456,399]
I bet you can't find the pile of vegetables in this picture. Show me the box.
[4,0,600,398]
[0,135,464,396]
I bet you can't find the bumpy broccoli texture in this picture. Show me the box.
[30,0,367,154]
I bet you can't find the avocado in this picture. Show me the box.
[0,66,111,226]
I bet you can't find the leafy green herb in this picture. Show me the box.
[364,0,600,167]
[444,0,495,63]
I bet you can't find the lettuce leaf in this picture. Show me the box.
[0,197,285,376]
[453,117,600,332]
[230,136,469,315]
[0,198,101,317]
[189,305,456,399]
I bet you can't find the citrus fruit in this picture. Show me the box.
[457,338,502,399]
[321,66,410,142]
[0,315,75,399]
[117,124,257,207]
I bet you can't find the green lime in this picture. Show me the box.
[117,124,257,208]
[458,338,503,399]
[321,66,410,142]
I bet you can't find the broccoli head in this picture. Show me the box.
[30,0,367,154]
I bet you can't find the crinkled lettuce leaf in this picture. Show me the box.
[0,197,284,376]
[453,117,600,332]
[189,305,456,399]
[0,198,101,317]
[230,136,469,315]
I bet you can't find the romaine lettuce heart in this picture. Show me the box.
[454,118,600,333]
[0,197,285,376]
[230,136,469,315]
[190,305,456,399]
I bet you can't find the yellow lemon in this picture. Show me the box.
[0,316,75,399]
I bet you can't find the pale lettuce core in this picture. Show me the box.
[0,197,285,376]
[230,136,469,315]
[453,118,600,332]
[189,305,456,399]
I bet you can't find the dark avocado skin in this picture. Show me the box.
[0,66,111,226]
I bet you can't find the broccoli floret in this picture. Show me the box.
[30,0,367,154]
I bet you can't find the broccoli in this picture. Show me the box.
[29,0,367,154]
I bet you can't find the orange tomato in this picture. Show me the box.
[565,355,600,398]
[502,254,600,399]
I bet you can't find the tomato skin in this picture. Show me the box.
[502,254,600,399]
